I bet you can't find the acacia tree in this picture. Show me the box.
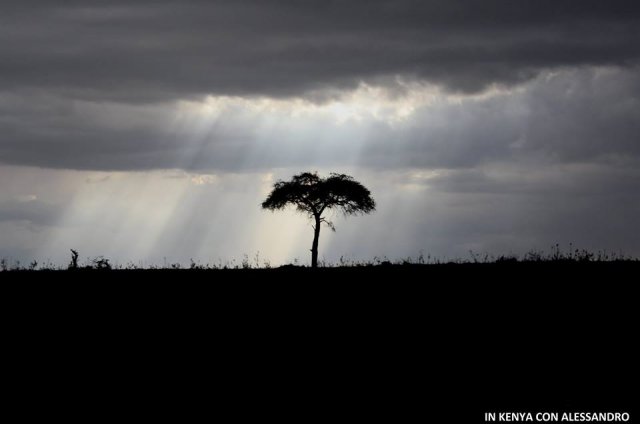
[262,172,376,268]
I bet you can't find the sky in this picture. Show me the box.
[1,0,639,266]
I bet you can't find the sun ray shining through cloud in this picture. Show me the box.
[2,65,640,265]
[2,1,640,266]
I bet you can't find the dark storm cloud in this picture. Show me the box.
[363,68,640,169]
[1,68,639,171]
[1,0,639,101]
[1,2,639,172]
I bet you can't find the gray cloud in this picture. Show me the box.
[1,68,638,172]
[1,1,639,101]
[0,198,62,226]
[2,2,638,172]
[364,68,640,169]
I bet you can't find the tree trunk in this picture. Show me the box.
[311,214,321,268]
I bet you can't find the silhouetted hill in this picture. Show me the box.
[2,260,636,420]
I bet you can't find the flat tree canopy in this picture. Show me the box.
[262,172,376,267]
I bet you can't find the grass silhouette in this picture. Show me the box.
[0,244,637,274]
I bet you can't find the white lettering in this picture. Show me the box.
[537,412,558,422]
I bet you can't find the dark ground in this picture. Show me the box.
[3,259,638,280]
[2,261,637,421]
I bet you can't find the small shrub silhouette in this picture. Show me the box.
[91,256,111,270]
[69,249,79,270]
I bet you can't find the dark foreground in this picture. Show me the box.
[3,259,638,282]
[3,261,637,420]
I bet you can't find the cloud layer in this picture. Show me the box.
[1,68,639,171]
[1,1,639,102]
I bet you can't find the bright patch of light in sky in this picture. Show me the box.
[177,80,447,126]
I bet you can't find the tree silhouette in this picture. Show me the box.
[262,172,376,268]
